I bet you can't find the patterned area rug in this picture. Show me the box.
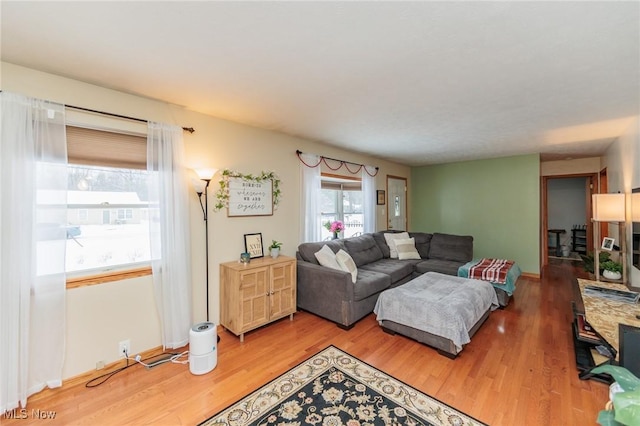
[199,345,486,426]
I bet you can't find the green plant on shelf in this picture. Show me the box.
[601,260,623,273]
[580,251,611,274]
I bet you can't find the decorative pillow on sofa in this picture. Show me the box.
[336,249,358,283]
[314,245,342,271]
[383,232,410,258]
[395,238,421,260]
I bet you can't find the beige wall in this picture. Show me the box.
[540,136,640,288]
[1,62,410,378]
[601,117,640,289]
[540,157,602,176]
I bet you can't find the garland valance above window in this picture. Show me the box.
[296,150,378,177]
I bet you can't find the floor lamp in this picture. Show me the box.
[194,168,217,322]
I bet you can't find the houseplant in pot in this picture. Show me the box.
[580,251,612,278]
[324,220,345,239]
[269,240,282,258]
[590,364,640,426]
[602,260,623,280]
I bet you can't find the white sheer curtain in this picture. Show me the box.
[300,153,322,243]
[147,122,192,348]
[0,92,67,412]
[362,166,377,233]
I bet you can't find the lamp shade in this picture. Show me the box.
[192,178,207,194]
[592,193,625,222]
[632,192,640,222]
[195,168,218,180]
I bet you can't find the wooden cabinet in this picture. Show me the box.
[220,256,296,342]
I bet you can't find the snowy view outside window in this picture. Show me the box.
[320,185,363,240]
[64,165,151,274]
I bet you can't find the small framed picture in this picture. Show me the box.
[377,190,386,205]
[601,237,615,251]
[244,233,264,258]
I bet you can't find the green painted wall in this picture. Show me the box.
[411,154,540,274]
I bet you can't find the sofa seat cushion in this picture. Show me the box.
[360,259,416,284]
[298,240,346,265]
[353,269,391,301]
[343,234,383,267]
[415,259,465,276]
[428,233,473,263]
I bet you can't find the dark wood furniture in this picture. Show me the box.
[548,228,566,256]
[572,228,587,254]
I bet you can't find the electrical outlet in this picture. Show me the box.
[96,360,105,370]
[118,339,130,358]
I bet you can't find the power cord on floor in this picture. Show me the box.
[85,350,183,388]
[85,335,219,388]
[126,351,189,367]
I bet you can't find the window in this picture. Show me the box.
[117,208,134,221]
[65,126,151,281]
[320,174,363,240]
[77,209,88,222]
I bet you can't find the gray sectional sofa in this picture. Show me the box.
[296,231,473,328]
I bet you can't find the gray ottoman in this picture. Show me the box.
[374,272,499,358]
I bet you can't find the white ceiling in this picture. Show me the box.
[2,1,638,166]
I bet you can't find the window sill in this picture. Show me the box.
[66,266,152,289]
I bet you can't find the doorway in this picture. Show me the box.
[386,176,407,231]
[541,173,597,266]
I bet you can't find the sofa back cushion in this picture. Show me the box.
[297,240,346,265]
[372,231,393,258]
[343,234,383,267]
[428,233,473,262]
[408,232,433,258]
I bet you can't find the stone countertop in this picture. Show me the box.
[577,278,640,360]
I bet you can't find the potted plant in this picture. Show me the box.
[602,260,623,280]
[324,220,345,239]
[269,240,282,258]
[590,364,640,426]
[580,251,612,278]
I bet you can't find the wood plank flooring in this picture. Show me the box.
[3,260,609,425]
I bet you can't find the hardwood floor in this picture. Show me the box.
[4,260,609,425]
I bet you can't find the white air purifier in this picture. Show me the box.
[189,322,217,375]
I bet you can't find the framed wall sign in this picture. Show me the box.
[228,177,273,217]
[244,233,264,258]
[377,190,386,205]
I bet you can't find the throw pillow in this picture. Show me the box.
[336,249,358,283]
[314,245,342,271]
[383,232,410,258]
[395,237,421,260]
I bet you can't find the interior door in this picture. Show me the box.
[387,176,407,231]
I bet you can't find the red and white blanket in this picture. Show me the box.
[468,258,514,284]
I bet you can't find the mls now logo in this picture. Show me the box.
[4,408,57,420]
[3,409,28,419]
